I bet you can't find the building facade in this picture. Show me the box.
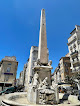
[0,56,18,91]
[25,46,38,89]
[16,79,19,86]
[52,55,71,83]
[59,56,71,82]
[19,71,24,85]
[52,65,61,84]
[68,25,80,73]
[23,63,27,86]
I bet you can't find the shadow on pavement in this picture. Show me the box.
[59,93,70,104]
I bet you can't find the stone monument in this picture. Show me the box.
[34,9,52,85]
[27,9,59,105]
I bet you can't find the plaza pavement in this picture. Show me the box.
[0,95,5,105]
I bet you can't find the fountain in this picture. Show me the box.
[1,8,80,106]
[26,9,59,105]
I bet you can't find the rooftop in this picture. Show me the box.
[1,56,18,63]
[68,25,80,39]
[70,28,76,34]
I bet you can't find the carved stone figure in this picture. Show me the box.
[37,59,41,65]
[74,79,80,95]
[48,60,52,66]
[51,81,58,90]
[34,59,41,66]
[33,72,39,90]
[39,77,49,89]
[51,81,59,103]
[74,79,80,90]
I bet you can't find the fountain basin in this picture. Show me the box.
[1,92,80,106]
[1,92,27,106]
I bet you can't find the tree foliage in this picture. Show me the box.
[65,73,80,85]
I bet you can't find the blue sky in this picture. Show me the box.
[0,0,80,78]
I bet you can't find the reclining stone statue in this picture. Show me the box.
[39,77,49,89]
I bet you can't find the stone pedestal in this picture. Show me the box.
[33,65,53,85]
[27,86,39,104]
[51,81,59,104]
[55,86,59,103]
[38,89,56,104]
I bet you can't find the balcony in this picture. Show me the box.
[72,59,80,65]
[70,50,78,57]
[77,40,80,44]
[68,36,77,45]
[72,67,80,73]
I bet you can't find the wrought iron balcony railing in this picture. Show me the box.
[70,50,78,56]
[72,67,80,73]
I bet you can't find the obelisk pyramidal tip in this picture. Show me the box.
[38,9,48,64]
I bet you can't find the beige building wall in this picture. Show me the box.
[25,46,38,89]
[52,66,61,84]
[0,56,18,86]
[59,57,71,82]
[19,71,24,85]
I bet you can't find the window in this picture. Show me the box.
[61,70,63,73]
[5,76,9,81]
[70,46,73,53]
[8,63,11,65]
[73,44,76,50]
[65,68,68,72]
[33,62,35,66]
[33,57,36,60]
[7,67,11,72]
[64,62,68,66]
[74,36,76,39]
[72,58,74,61]
[76,56,78,60]
[70,46,72,50]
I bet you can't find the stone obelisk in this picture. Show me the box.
[33,9,52,86]
[38,9,48,64]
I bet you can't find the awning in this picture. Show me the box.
[0,82,12,86]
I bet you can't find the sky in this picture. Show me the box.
[0,0,80,78]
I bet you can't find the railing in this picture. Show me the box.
[77,40,80,44]
[68,36,77,44]
[72,59,79,64]
[70,50,78,56]
[72,67,80,73]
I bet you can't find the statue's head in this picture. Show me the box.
[34,72,39,79]
[45,77,48,81]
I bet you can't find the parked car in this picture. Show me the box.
[0,87,16,95]
[71,89,79,95]
[58,83,72,93]
[16,85,24,92]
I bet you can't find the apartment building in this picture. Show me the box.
[68,25,80,73]
[59,56,71,82]
[0,56,18,91]
[25,46,38,88]
[52,55,71,83]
